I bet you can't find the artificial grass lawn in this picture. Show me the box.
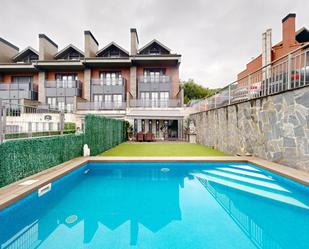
[100,142,227,156]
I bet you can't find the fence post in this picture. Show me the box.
[228,84,231,105]
[0,99,6,143]
[60,111,65,135]
[248,75,252,99]
[287,54,292,90]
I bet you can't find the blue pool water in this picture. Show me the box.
[0,162,309,249]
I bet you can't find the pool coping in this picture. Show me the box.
[0,156,309,210]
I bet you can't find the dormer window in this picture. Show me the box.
[139,40,171,55]
[12,47,39,63]
[54,45,84,60]
[96,42,129,58]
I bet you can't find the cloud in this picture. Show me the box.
[1,0,309,88]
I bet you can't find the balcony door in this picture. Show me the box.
[143,68,166,83]
[113,94,122,108]
[141,92,150,107]
[160,92,169,107]
[105,94,112,108]
[56,74,77,88]
[100,72,122,86]
[151,92,159,107]
[94,94,103,109]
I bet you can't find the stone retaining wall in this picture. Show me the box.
[190,86,309,172]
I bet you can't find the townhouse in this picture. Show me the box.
[0,29,184,140]
[238,13,309,80]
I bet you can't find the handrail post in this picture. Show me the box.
[0,99,6,143]
[248,75,252,100]
[228,84,231,105]
[287,54,292,90]
[60,111,65,135]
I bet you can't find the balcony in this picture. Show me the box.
[0,82,38,101]
[91,78,125,97]
[77,101,126,110]
[45,80,82,97]
[129,99,181,108]
[138,75,172,92]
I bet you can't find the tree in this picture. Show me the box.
[181,79,218,104]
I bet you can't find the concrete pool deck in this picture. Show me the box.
[1,156,309,210]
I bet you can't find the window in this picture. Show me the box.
[113,94,122,108]
[67,103,73,113]
[160,92,169,107]
[105,94,112,108]
[55,74,77,88]
[47,97,57,108]
[58,102,65,112]
[151,92,159,107]
[142,119,145,132]
[141,92,150,107]
[156,120,160,138]
[148,120,152,132]
[11,76,32,90]
[94,94,103,103]
[143,69,166,83]
[100,72,122,85]
[94,94,103,109]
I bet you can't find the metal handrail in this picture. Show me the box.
[129,99,181,108]
[191,44,309,113]
[45,80,82,89]
[138,75,171,83]
[91,78,126,86]
[77,101,126,110]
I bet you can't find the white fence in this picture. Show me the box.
[191,45,309,113]
[0,99,65,143]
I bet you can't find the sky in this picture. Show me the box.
[1,0,309,88]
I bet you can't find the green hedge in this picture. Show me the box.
[0,115,125,187]
[84,115,125,155]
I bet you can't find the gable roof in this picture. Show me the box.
[12,46,38,62]
[138,39,171,54]
[54,44,84,59]
[296,27,309,43]
[96,42,129,57]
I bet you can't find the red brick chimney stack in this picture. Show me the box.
[282,13,296,47]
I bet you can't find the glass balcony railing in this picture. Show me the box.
[0,82,38,101]
[91,78,125,86]
[129,99,181,108]
[45,80,82,89]
[45,80,82,97]
[77,101,126,110]
[138,75,171,83]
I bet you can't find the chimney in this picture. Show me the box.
[84,31,98,57]
[262,29,272,67]
[282,13,296,47]
[0,37,19,63]
[39,34,58,60]
[130,28,139,55]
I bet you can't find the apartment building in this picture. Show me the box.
[0,29,184,140]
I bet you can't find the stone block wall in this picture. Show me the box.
[190,86,309,172]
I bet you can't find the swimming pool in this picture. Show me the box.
[0,161,308,249]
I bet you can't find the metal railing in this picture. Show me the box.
[0,82,38,101]
[138,75,171,83]
[91,78,125,86]
[0,99,66,143]
[45,80,82,89]
[129,99,181,108]
[191,45,309,113]
[77,101,126,110]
